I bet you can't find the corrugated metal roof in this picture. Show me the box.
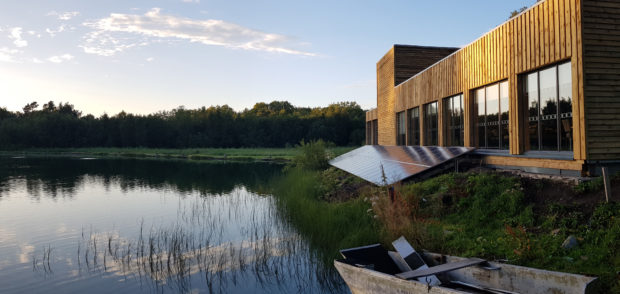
[329,145,474,186]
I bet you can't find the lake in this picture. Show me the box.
[0,157,348,293]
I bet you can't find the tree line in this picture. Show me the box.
[0,100,366,148]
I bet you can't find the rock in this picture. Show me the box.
[561,235,579,249]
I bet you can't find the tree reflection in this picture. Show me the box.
[0,157,281,200]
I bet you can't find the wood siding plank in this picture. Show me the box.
[559,0,566,58]
[535,4,541,68]
[554,0,561,59]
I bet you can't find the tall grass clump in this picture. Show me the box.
[271,168,379,261]
[273,140,379,261]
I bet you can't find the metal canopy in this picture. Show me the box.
[329,145,474,186]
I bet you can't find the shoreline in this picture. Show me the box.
[0,146,355,163]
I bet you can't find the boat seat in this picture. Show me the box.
[392,236,441,285]
[396,258,486,280]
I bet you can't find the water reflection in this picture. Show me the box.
[0,157,279,200]
[0,157,346,294]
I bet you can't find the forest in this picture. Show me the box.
[0,100,365,148]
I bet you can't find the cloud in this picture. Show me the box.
[48,11,80,20]
[81,8,315,57]
[46,24,67,37]
[146,57,154,62]
[19,244,35,263]
[0,47,18,62]
[47,54,74,63]
[9,27,27,47]
[182,0,200,3]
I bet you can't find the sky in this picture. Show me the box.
[0,0,535,116]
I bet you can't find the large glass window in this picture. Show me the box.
[407,107,420,145]
[396,111,406,145]
[366,121,372,145]
[424,102,438,146]
[524,61,572,151]
[558,62,572,151]
[372,119,378,145]
[500,82,510,148]
[474,80,509,149]
[443,94,464,146]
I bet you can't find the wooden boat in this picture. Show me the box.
[334,242,598,294]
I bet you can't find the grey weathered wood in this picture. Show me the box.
[395,258,486,280]
[602,166,611,203]
[335,252,599,294]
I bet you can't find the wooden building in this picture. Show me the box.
[365,0,620,176]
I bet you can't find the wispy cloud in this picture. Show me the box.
[47,54,74,63]
[0,47,18,62]
[146,57,154,62]
[47,11,80,21]
[9,27,27,47]
[27,30,41,38]
[45,24,67,37]
[81,8,315,57]
[181,0,200,3]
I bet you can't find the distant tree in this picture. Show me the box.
[22,101,39,114]
[0,100,367,149]
[42,101,56,112]
[509,1,542,20]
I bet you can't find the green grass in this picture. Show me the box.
[372,172,620,292]
[0,146,356,162]
[270,168,380,262]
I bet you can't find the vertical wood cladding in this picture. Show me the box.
[582,0,620,160]
[393,46,459,85]
[388,0,587,160]
[376,46,458,145]
[376,48,396,145]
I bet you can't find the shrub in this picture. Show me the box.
[288,139,332,171]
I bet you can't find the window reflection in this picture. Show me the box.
[396,111,406,145]
[500,82,509,149]
[443,94,463,146]
[526,73,539,150]
[475,88,486,148]
[524,61,572,152]
[424,102,438,146]
[558,62,573,151]
[474,81,509,149]
[486,84,500,148]
[407,107,420,145]
[540,67,558,150]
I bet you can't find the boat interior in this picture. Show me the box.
[337,243,504,293]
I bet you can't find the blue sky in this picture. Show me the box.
[0,0,534,116]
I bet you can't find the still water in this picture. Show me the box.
[0,157,347,293]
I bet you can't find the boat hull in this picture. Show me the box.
[334,260,470,294]
[334,253,599,294]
